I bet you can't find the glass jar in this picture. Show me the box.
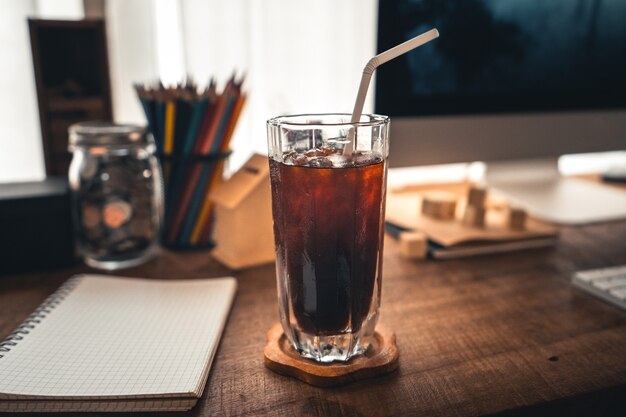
[68,122,163,270]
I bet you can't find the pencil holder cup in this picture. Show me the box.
[159,152,230,249]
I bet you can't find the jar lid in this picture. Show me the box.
[69,121,151,148]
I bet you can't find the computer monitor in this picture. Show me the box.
[375,0,626,224]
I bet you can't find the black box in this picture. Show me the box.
[0,177,76,274]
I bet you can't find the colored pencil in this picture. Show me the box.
[178,161,218,245]
[200,78,234,154]
[220,93,246,153]
[209,90,237,155]
[164,101,176,155]
[166,162,200,243]
[191,159,225,244]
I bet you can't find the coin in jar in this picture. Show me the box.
[103,199,133,229]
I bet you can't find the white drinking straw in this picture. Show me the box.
[344,28,439,156]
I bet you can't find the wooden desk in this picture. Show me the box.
[1,221,626,416]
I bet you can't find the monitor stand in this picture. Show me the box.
[484,158,626,225]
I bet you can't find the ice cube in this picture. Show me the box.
[283,151,308,166]
[319,146,337,156]
[293,154,308,166]
[327,154,352,168]
[353,151,383,166]
[283,151,298,165]
[308,157,333,168]
[305,148,324,158]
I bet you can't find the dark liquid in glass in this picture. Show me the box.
[269,154,386,335]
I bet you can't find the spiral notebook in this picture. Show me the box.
[0,274,237,412]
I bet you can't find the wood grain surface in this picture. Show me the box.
[1,221,626,416]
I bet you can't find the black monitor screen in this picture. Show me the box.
[375,0,626,116]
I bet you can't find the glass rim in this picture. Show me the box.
[267,113,389,127]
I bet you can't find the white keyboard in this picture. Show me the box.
[572,265,626,310]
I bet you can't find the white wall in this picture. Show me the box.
[0,1,46,183]
[105,0,159,124]
[0,0,84,183]
[35,0,83,19]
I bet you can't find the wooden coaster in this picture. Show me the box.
[263,323,399,387]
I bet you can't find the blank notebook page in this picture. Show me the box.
[0,275,236,407]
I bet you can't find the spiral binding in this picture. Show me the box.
[0,276,82,359]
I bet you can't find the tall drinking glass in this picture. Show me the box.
[267,114,389,362]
